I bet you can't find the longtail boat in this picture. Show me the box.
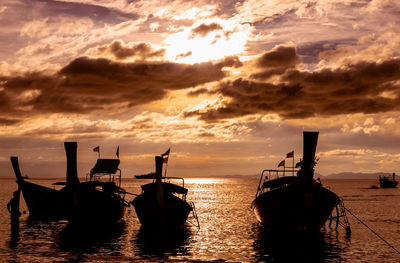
[10,142,78,220]
[252,131,340,232]
[379,173,398,188]
[70,157,129,226]
[131,154,197,229]
[11,142,128,226]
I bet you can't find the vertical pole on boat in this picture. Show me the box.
[292,152,294,176]
[155,156,165,207]
[283,162,285,177]
[301,131,319,181]
[65,142,80,187]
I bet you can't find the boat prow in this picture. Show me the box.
[252,131,340,232]
[131,154,195,229]
[69,157,129,227]
[10,155,72,221]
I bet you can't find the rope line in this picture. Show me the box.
[345,207,400,255]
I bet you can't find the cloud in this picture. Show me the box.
[185,50,400,121]
[191,22,223,37]
[251,45,300,79]
[93,40,165,61]
[1,55,241,121]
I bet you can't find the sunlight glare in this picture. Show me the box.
[164,20,251,63]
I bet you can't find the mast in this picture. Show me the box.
[300,131,319,181]
[64,142,80,187]
[155,155,164,207]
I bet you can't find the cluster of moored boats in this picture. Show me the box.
[10,131,360,233]
[11,142,197,230]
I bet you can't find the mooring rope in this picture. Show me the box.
[345,207,400,255]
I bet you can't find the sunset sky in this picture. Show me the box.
[1,0,400,178]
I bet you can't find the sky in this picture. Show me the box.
[1,0,400,178]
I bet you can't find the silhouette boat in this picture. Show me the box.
[10,142,78,221]
[252,131,340,232]
[69,156,129,227]
[131,154,197,228]
[11,142,129,225]
[379,173,398,188]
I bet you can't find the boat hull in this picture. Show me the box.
[17,180,72,221]
[132,192,192,228]
[252,182,340,232]
[71,183,127,226]
[379,179,398,188]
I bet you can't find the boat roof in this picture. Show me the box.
[91,159,120,174]
[141,182,188,195]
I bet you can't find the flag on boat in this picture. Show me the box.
[162,148,170,163]
[116,146,119,158]
[93,146,100,152]
[295,160,303,168]
[161,148,170,156]
[286,151,294,158]
[277,160,285,168]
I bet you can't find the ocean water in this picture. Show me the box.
[0,177,400,262]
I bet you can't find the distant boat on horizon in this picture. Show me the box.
[251,131,340,232]
[379,173,398,188]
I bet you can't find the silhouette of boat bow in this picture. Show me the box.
[11,142,128,225]
[10,142,79,221]
[251,131,340,232]
[71,157,129,226]
[131,155,193,228]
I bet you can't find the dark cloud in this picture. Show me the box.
[187,87,209,97]
[0,117,20,125]
[191,23,223,37]
[1,56,241,122]
[96,40,165,60]
[251,45,300,80]
[185,57,400,121]
[176,51,192,59]
[37,0,139,24]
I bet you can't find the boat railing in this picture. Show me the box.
[163,176,185,188]
[255,169,298,198]
[86,169,122,187]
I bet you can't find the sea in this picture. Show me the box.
[0,177,400,263]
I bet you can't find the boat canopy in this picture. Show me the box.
[91,159,120,174]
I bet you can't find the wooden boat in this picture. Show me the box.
[379,173,398,188]
[69,157,129,226]
[251,131,340,232]
[131,155,194,228]
[11,142,128,226]
[10,142,78,220]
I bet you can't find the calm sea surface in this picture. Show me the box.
[1,177,400,262]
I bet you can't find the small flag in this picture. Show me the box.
[162,148,170,163]
[277,160,285,168]
[295,160,303,168]
[161,148,170,157]
[286,151,294,158]
[116,146,119,158]
[93,146,100,152]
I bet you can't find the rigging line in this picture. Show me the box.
[345,207,400,255]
